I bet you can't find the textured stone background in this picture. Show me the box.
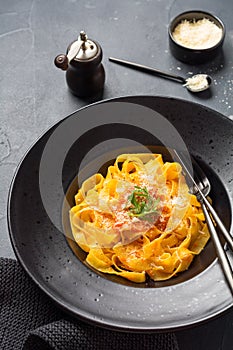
[0,1,233,349]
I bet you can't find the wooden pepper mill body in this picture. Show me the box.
[66,40,105,97]
[54,32,105,98]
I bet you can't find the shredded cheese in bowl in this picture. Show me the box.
[172,18,223,50]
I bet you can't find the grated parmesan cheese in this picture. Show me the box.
[172,18,222,50]
[184,74,210,92]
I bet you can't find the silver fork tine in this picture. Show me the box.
[173,150,233,295]
[192,157,210,196]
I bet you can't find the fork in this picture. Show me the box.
[173,150,233,295]
[191,156,233,252]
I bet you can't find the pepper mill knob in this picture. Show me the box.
[54,30,105,97]
[54,54,69,70]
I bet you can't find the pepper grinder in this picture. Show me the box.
[54,31,105,97]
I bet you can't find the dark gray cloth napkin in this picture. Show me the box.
[0,258,179,350]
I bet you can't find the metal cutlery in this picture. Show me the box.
[190,156,233,252]
[173,150,233,295]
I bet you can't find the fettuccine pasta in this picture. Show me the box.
[69,153,210,282]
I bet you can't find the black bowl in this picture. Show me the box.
[169,10,225,64]
[8,96,233,331]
